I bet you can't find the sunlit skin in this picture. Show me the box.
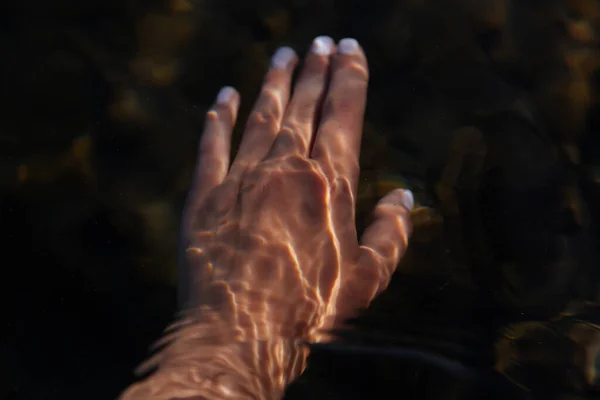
[119,36,414,400]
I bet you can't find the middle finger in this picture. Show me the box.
[311,38,369,198]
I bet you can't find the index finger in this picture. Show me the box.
[310,38,369,197]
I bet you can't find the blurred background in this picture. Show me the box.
[2,0,600,398]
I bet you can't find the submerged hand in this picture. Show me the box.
[121,36,413,400]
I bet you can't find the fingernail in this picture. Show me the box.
[338,38,359,54]
[216,86,236,105]
[402,189,414,211]
[311,36,334,55]
[271,46,296,69]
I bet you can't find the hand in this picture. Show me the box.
[120,36,413,400]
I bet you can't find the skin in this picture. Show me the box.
[119,37,413,400]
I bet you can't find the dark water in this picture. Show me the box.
[3,0,600,399]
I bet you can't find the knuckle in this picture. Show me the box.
[331,176,353,198]
[271,154,329,189]
[246,109,280,132]
[323,94,357,118]
[244,86,285,131]
[278,124,308,151]
[279,123,299,137]
[344,60,369,82]
[303,162,329,192]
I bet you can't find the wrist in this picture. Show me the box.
[120,307,309,400]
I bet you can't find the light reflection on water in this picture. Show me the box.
[4,0,600,399]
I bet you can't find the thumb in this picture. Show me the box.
[358,188,414,295]
[330,189,414,326]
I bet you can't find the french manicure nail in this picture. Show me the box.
[271,46,296,69]
[402,189,414,211]
[216,86,236,105]
[338,38,359,54]
[311,36,334,55]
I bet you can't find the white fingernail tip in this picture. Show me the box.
[311,36,334,55]
[402,189,414,211]
[338,38,359,54]
[216,86,235,104]
[271,46,296,69]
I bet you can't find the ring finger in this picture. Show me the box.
[229,47,298,174]
[267,35,335,159]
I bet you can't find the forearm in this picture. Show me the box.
[119,308,309,400]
